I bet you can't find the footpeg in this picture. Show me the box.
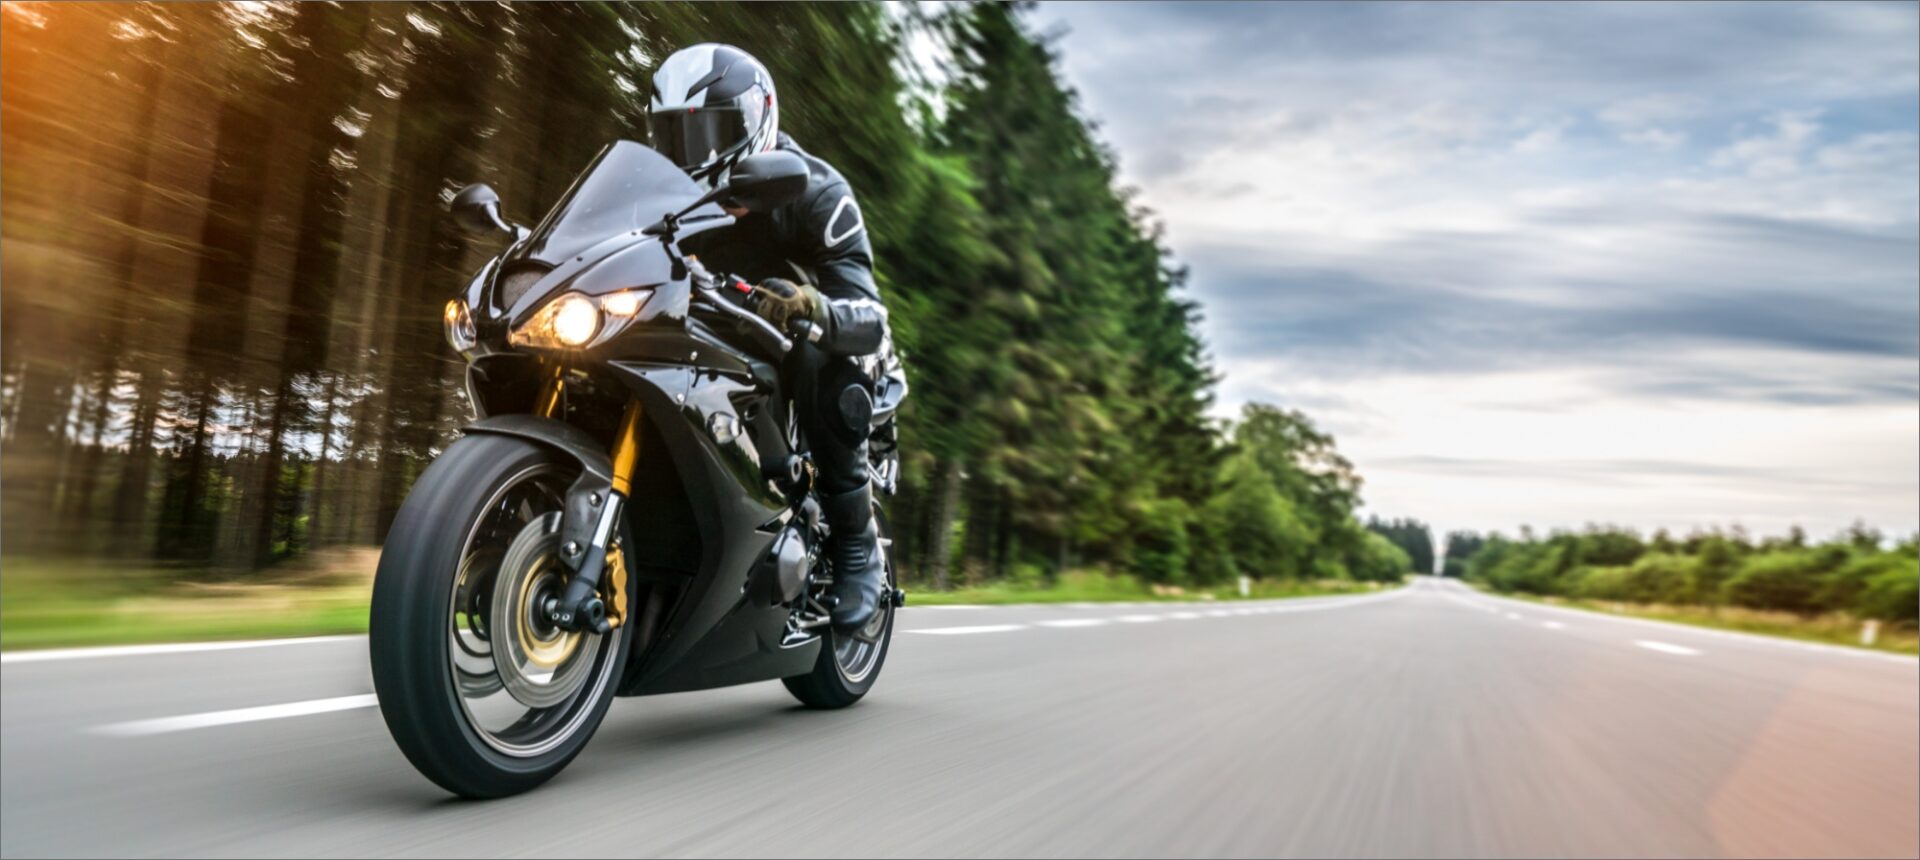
[891,588,906,607]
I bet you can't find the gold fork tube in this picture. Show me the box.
[534,363,566,418]
[610,399,644,496]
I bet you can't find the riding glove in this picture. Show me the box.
[752,277,827,334]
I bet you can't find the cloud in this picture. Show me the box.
[1710,110,1822,177]
[1030,0,1920,534]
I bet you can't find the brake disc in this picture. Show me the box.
[491,513,601,709]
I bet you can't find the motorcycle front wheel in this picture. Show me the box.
[370,433,633,798]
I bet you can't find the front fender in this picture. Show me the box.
[462,415,612,571]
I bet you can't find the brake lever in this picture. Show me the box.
[692,278,793,354]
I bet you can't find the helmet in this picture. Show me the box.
[647,44,779,189]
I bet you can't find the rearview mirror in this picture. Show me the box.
[451,183,515,236]
[718,151,809,213]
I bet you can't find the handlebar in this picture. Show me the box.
[684,256,793,355]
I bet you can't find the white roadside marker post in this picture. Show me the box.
[1238,576,1250,598]
[1862,620,1880,646]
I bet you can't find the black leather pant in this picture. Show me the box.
[786,341,871,497]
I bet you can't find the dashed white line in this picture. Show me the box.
[906,624,1027,636]
[1504,612,1523,621]
[1167,612,1202,620]
[1635,640,1701,656]
[1115,615,1161,624]
[95,694,379,737]
[1542,621,1566,630]
[1039,619,1109,629]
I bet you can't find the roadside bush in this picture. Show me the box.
[1724,551,1834,614]
[1568,565,1622,601]
[1622,553,1695,604]
[1131,497,1193,585]
[1856,556,1919,624]
[1350,531,1412,583]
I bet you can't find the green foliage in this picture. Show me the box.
[1465,524,1916,624]
[1858,557,1920,622]
[1367,517,1435,575]
[1351,532,1413,583]
[1725,550,1839,614]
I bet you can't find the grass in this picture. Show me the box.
[1,551,377,651]
[1,553,1395,651]
[1487,589,1919,656]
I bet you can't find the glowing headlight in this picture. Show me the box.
[600,289,646,317]
[443,299,476,351]
[510,292,600,349]
[508,290,653,350]
[550,294,600,345]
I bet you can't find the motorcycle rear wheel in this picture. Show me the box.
[783,505,897,708]
[370,434,633,798]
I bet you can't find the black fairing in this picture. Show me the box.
[458,140,837,697]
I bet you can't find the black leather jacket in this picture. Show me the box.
[683,134,888,356]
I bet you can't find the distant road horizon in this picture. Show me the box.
[3,577,1914,858]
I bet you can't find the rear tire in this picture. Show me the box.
[370,434,632,798]
[783,506,897,709]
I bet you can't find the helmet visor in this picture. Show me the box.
[647,107,749,171]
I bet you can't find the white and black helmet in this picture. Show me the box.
[647,43,779,189]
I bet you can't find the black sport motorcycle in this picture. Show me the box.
[369,141,907,798]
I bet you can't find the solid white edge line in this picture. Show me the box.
[1,635,364,665]
[94,694,380,737]
[904,624,1027,636]
[1635,640,1701,656]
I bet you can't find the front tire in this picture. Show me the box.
[370,434,632,798]
[783,506,897,709]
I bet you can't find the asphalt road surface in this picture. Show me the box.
[3,577,1915,858]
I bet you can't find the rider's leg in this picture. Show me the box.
[794,345,886,632]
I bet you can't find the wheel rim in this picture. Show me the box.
[446,463,625,757]
[832,527,893,684]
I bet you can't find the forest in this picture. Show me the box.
[0,2,1410,598]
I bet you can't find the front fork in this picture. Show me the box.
[538,365,644,634]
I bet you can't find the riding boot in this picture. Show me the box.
[823,482,885,633]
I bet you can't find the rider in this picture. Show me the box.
[646,44,890,634]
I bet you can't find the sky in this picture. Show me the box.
[1027,0,1920,542]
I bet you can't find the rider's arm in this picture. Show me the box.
[794,180,887,356]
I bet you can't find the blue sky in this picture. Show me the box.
[1028,1,1919,539]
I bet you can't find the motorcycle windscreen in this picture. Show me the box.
[516,140,719,266]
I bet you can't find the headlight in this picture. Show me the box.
[509,290,651,350]
[444,299,476,351]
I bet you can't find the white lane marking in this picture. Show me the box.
[1542,621,1566,630]
[1167,611,1201,620]
[1207,610,1234,618]
[912,605,987,610]
[906,624,1027,636]
[95,694,379,737]
[1115,614,1161,623]
[1504,612,1523,621]
[1635,640,1701,656]
[2,635,363,665]
[1039,619,1109,628]
[1439,582,1917,666]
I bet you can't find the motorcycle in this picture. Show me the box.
[369,140,908,798]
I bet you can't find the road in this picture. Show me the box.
[2,577,1915,858]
